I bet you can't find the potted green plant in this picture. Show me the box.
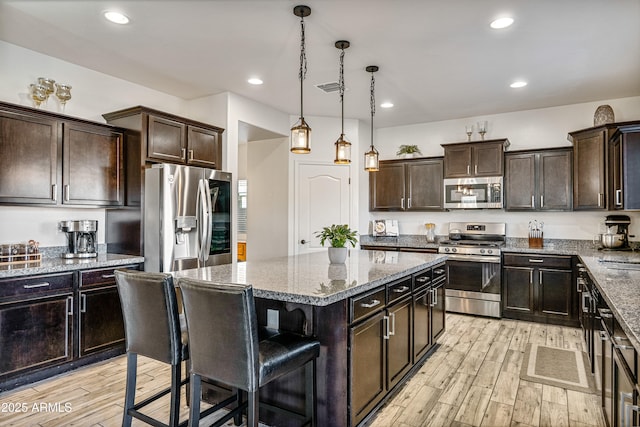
[315,224,358,264]
[396,144,422,158]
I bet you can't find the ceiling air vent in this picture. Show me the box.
[315,81,340,93]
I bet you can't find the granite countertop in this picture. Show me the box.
[173,250,446,307]
[0,253,145,279]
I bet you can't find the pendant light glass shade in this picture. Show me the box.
[291,5,311,154]
[364,65,379,171]
[334,40,351,164]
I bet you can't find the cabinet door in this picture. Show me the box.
[502,266,534,313]
[147,114,186,163]
[79,286,125,357]
[474,142,504,176]
[621,131,640,210]
[350,311,386,426]
[187,125,221,168]
[0,110,60,204]
[406,159,443,210]
[610,136,623,210]
[505,153,536,210]
[413,289,431,362]
[539,150,572,211]
[573,130,606,210]
[63,122,124,206]
[443,145,472,178]
[369,162,405,210]
[431,279,446,341]
[0,294,73,377]
[537,269,572,318]
[387,298,412,390]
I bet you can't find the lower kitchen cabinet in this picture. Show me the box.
[387,295,413,390]
[502,254,577,326]
[0,264,139,391]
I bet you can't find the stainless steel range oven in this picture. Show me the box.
[438,222,506,318]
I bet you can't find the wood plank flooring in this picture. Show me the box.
[0,314,605,427]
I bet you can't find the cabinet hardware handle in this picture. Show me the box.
[529,270,533,284]
[383,315,390,340]
[416,276,429,283]
[467,165,470,175]
[393,286,410,293]
[101,274,115,279]
[431,288,437,307]
[189,149,194,161]
[181,148,186,159]
[576,277,584,292]
[389,312,396,336]
[615,189,622,206]
[531,195,535,207]
[66,296,73,316]
[528,259,544,263]
[401,198,404,209]
[434,269,445,274]
[539,270,542,285]
[582,293,589,313]
[540,195,544,208]
[51,184,57,202]
[408,197,411,209]
[360,299,380,309]
[475,164,478,175]
[613,336,634,350]
[600,331,607,341]
[24,282,50,289]
[597,192,603,207]
[80,294,87,313]
[64,185,70,202]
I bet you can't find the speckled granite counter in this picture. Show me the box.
[0,253,145,279]
[173,249,446,306]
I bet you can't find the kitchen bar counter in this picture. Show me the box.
[173,249,446,306]
[0,253,145,278]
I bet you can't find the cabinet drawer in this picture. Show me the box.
[387,277,412,304]
[503,254,572,269]
[350,288,386,323]
[413,269,432,291]
[79,264,139,288]
[0,272,74,300]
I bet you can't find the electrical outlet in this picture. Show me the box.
[267,309,279,330]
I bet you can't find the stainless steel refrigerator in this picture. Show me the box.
[144,163,232,272]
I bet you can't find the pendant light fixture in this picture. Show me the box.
[290,5,312,154]
[364,65,379,171]
[334,40,351,164]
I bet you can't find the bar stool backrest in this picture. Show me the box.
[179,279,260,392]
[115,270,183,365]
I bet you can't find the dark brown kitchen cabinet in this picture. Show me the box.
[0,101,124,207]
[502,254,576,326]
[442,139,509,178]
[369,157,443,211]
[505,148,572,211]
[0,272,74,390]
[63,122,124,206]
[103,106,224,169]
[609,123,640,210]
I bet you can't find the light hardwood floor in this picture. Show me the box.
[0,314,605,427]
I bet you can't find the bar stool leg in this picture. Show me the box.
[169,363,181,427]
[248,390,259,427]
[305,359,317,427]
[123,352,137,427]
[188,374,202,427]
[234,389,243,426]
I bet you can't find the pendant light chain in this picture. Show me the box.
[370,71,375,148]
[299,15,307,114]
[339,48,345,134]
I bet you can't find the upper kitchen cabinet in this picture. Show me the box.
[0,101,123,207]
[569,125,613,210]
[608,122,640,210]
[102,106,224,169]
[369,157,443,211]
[505,148,572,211]
[441,139,509,178]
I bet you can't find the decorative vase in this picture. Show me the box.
[594,105,615,126]
[328,247,348,264]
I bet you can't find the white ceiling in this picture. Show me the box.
[1,0,639,129]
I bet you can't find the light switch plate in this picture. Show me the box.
[267,309,279,330]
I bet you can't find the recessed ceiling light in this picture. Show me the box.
[380,102,394,108]
[248,78,263,85]
[510,81,527,88]
[490,17,514,29]
[104,11,130,25]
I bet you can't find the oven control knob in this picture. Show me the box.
[480,249,485,254]
[487,249,493,254]
[444,247,450,252]
[452,248,457,253]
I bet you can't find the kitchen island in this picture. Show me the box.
[174,249,447,427]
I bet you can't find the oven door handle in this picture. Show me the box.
[445,254,501,263]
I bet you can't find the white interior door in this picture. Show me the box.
[296,163,351,255]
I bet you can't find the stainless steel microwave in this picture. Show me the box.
[443,176,503,209]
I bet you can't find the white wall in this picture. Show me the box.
[362,96,640,241]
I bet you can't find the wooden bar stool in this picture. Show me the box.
[178,278,320,427]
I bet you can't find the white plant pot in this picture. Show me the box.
[328,247,348,264]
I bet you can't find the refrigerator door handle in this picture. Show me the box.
[196,179,212,263]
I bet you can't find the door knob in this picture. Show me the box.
[300,239,308,244]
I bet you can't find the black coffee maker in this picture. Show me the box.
[59,220,98,258]
[602,215,631,250]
